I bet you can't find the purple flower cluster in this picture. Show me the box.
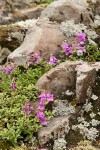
[38,92,54,111]
[5,66,13,74]
[62,33,86,56]
[36,111,47,126]
[27,50,58,67]
[74,33,86,44]
[49,55,58,65]
[72,44,86,52]
[22,92,54,126]
[0,66,14,74]
[0,68,4,71]
[62,43,72,55]
[10,81,17,91]
[28,51,40,63]
[36,92,54,125]
[0,65,16,90]
[22,101,34,116]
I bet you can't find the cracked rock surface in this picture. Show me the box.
[36,61,100,104]
[38,116,70,147]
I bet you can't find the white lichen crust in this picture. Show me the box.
[60,20,98,44]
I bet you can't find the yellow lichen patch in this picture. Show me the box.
[69,140,100,150]
[0,24,25,51]
[11,146,27,150]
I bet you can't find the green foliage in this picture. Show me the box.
[0,61,52,147]
[84,44,100,62]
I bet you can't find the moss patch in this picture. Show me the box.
[0,24,26,51]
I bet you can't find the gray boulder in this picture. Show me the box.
[36,61,78,99]
[36,61,100,103]
[0,0,43,24]
[8,19,66,65]
[94,0,100,15]
[38,116,70,146]
[76,63,96,103]
[0,47,11,64]
[40,0,93,26]
[0,24,26,64]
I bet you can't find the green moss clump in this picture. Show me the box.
[0,24,26,51]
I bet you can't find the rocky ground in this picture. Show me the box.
[0,0,100,150]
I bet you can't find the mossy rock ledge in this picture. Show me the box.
[0,24,27,64]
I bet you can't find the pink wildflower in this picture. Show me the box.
[37,92,54,122]
[77,46,86,52]
[22,101,34,116]
[26,63,29,70]
[10,81,17,91]
[64,47,73,55]
[38,92,47,100]
[38,99,45,111]
[72,44,86,52]
[46,93,54,102]
[0,68,4,71]
[74,33,86,44]
[35,53,41,63]
[61,43,69,49]
[38,93,54,111]
[49,56,58,65]
[38,92,47,111]
[4,66,13,74]
[36,111,47,125]
[62,43,72,55]
[38,92,54,102]
[29,53,40,63]
[30,51,35,55]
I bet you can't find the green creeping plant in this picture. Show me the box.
[0,61,53,147]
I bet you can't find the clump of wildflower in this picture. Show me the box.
[49,55,58,65]
[38,92,54,111]
[38,92,54,102]
[0,63,15,74]
[74,33,86,44]
[37,92,54,125]
[26,62,29,70]
[61,33,86,56]
[4,66,14,74]
[61,43,73,56]
[22,92,54,125]
[72,44,86,52]
[10,81,17,91]
[30,51,35,55]
[0,67,4,71]
[28,51,40,63]
[22,101,34,116]
[36,111,47,125]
